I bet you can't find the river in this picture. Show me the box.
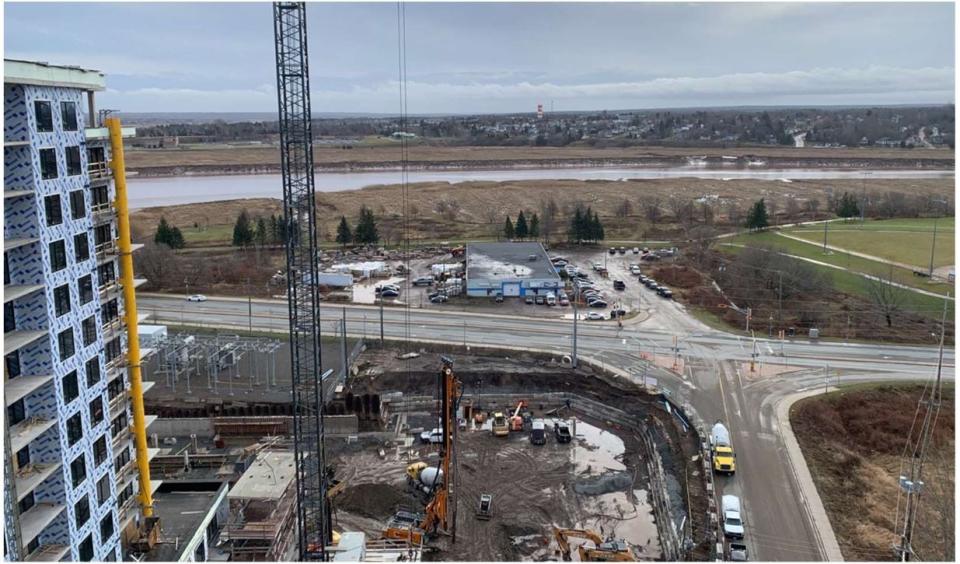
[128,166,954,209]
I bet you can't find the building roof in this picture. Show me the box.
[228,451,296,500]
[147,483,228,561]
[4,59,105,91]
[466,242,560,283]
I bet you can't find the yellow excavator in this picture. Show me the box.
[382,358,461,546]
[553,528,636,562]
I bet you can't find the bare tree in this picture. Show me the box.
[540,198,559,242]
[641,196,662,223]
[136,242,176,290]
[615,198,633,219]
[805,198,821,216]
[724,201,743,226]
[688,226,717,267]
[785,196,801,221]
[435,198,461,221]
[700,201,714,225]
[865,267,906,328]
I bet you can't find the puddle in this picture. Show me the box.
[580,489,662,560]
[560,418,626,475]
[352,276,406,304]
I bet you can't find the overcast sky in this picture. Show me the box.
[4,2,955,114]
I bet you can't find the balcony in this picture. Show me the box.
[98,277,120,297]
[101,315,124,339]
[84,126,136,142]
[87,161,111,184]
[9,417,56,453]
[24,544,70,562]
[18,502,65,546]
[5,374,54,406]
[14,462,61,502]
[91,200,114,223]
[4,237,38,252]
[94,240,118,262]
[4,330,46,356]
[3,284,43,304]
[3,188,34,201]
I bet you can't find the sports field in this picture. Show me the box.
[785,218,954,270]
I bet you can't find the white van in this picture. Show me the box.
[722,495,744,539]
[545,292,556,306]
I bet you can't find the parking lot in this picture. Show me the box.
[355,246,683,324]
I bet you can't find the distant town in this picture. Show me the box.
[130,105,955,149]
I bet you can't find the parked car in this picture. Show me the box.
[525,296,534,305]
[647,283,660,292]
[535,295,545,305]
[588,299,608,308]
[722,495,745,539]
[657,287,673,299]
[429,294,448,303]
[641,254,660,262]
[586,312,605,321]
[638,275,648,283]
[419,428,443,444]
[187,294,207,302]
[609,308,627,319]
[618,246,626,254]
[644,279,657,289]
[546,293,557,306]
[530,420,546,445]
[613,280,626,291]
[554,421,572,443]
[630,266,641,275]
[376,284,400,294]
[379,288,400,298]
[728,543,748,562]
[495,293,504,303]
[608,248,617,255]
[632,247,640,254]
[412,276,434,286]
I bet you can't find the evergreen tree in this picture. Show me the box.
[515,211,528,239]
[529,213,540,239]
[269,214,281,244]
[232,210,254,247]
[336,216,353,247]
[745,198,769,231]
[583,207,595,241]
[503,216,515,239]
[154,217,173,247]
[167,226,185,250]
[354,206,379,244]
[254,217,268,247]
[836,192,861,218]
[568,208,583,243]
[592,211,605,242]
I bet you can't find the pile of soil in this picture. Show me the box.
[791,385,955,561]
[336,483,418,520]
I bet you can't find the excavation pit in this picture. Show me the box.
[326,346,710,561]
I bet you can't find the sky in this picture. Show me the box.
[4,2,956,114]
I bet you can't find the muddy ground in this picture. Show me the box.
[328,346,708,561]
[790,384,955,561]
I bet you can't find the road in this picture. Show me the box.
[139,293,954,561]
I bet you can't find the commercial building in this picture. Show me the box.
[4,59,157,561]
[465,242,560,297]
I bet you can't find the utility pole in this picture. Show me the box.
[750,333,758,373]
[822,219,829,252]
[823,364,829,394]
[572,286,579,369]
[777,271,783,325]
[247,278,253,334]
[379,295,385,346]
[894,296,948,561]
[928,215,938,278]
[340,308,348,381]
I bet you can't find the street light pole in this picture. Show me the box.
[572,286,579,369]
[928,215,939,278]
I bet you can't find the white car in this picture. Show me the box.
[585,312,605,321]
[186,294,207,302]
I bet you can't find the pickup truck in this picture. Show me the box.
[722,495,745,539]
[554,421,572,443]
[728,542,748,561]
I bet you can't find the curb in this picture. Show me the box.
[774,390,845,562]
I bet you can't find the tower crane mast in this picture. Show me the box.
[272,2,329,560]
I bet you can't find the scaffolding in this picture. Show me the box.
[151,333,282,397]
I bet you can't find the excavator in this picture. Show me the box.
[553,528,636,562]
[382,358,461,546]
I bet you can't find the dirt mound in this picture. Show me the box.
[336,483,417,520]
[652,265,703,288]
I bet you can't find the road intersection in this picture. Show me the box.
[139,293,954,560]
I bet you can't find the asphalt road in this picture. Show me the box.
[139,293,955,561]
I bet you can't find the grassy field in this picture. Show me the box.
[785,217,955,269]
[123,143,955,170]
[721,236,954,321]
[725,230,953,296]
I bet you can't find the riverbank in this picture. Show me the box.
[125,143,955,178]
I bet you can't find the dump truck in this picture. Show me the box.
[406,461,444,494]
[710,422,736,474]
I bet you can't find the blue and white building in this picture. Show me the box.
[4,59,157,561]
[465,242,561,298]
